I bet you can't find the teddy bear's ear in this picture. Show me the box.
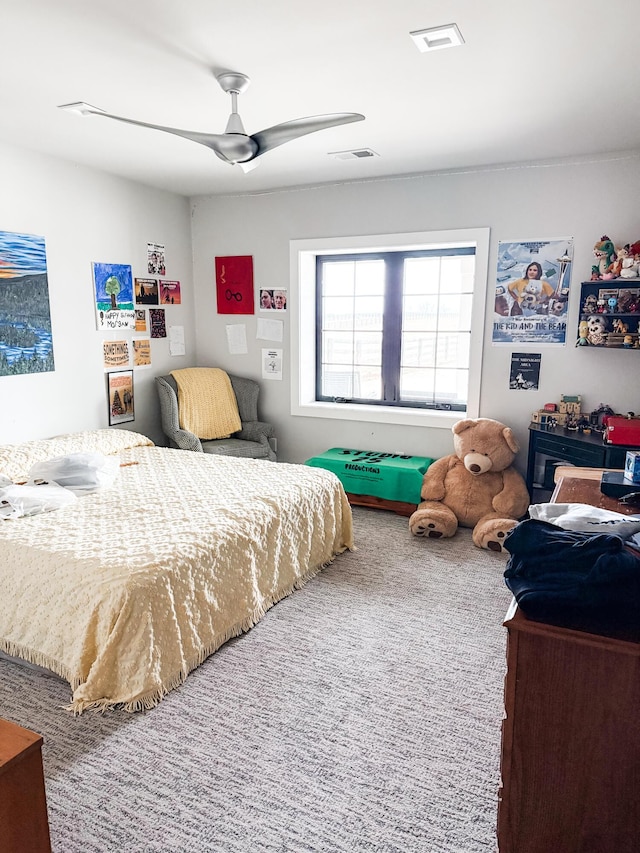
[502,427,520,454]
[452,419,476,435]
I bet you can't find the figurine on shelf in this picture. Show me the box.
[624,334,634,348]
[589,403,615,431]
[586,314,608,345]
[596,298,607,313]
[617,290,634,312]
[591,235,617,280]
[565,412,579,431]
[576,320,590,346]
[617,245,639,279]
[613,318,629,334]
[582,293,598,314]
[608,296,618,313]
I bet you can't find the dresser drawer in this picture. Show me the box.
[534,436,604,466]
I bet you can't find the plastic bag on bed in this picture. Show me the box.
[0,481,77,519]
[28,452,120,495]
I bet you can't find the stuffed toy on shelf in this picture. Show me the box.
[591,236,616,280]
[409,417,530,552]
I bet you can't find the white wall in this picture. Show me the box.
[0,141,194,445]
[191,152,640,471]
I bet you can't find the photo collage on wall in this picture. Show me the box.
[95,241,185,421]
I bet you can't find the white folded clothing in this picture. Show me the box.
[529,502,640,540]
[28,452,120,495]
[0,481,77,520]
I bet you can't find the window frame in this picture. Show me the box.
[290,228,490,429]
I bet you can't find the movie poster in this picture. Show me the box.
[0,230,55,376]
[135,277,158,305]
[149,308,167,338]
[493,238,573,345]
[509,352,541,390]
[147,243,166,276]
[160,280,181,304]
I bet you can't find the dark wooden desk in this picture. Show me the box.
[525,423,632,499]
[497,476,640,853]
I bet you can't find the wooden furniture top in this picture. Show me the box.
[0,718,44,777]
[551,474,639,514]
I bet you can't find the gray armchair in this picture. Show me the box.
[156,372,277,461]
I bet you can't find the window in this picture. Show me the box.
[291,228,489,429]
[317,247,476,411]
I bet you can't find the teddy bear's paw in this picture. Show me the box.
[472,518,517,552]
[414,521,443,538]
[408,505,457,539]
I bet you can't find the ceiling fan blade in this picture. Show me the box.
[250,113,365,157]
[58,102,258,163]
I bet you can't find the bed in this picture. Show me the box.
[0,429,353,713]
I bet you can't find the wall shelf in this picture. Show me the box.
[578,281,640,349]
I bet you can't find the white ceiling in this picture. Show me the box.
[2,0,637,198]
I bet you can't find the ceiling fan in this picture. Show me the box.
[59,71,365,172]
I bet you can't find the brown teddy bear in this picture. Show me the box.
[409,417,530,552]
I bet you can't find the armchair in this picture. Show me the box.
[156,372,276,461]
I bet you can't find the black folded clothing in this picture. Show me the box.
[503,519,640,629]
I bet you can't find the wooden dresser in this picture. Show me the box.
[497,476,640,853]
[0,717,52,852]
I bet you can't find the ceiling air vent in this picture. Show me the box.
[330,148,379,160]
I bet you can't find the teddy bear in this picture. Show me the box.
[408,418,530,552]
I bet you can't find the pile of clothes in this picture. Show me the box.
[0,452,119,519]
[504,503,640,627]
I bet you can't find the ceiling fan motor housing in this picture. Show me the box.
[216,72,251,95]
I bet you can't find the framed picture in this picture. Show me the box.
[107,369,134,425]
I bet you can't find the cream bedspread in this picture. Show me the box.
[0,431,353,712]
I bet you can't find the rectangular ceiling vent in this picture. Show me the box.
[330,148,379,161]
[410,23,464,52]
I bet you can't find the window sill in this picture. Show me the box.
[291,400,461,428]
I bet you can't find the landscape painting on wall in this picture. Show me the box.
[0,230,55,377]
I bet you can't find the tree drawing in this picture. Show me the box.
[112,389,124,415]
[105,275,121,310]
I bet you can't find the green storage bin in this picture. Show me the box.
[305,447,434,504]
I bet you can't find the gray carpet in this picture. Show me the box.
[0,507,512,853]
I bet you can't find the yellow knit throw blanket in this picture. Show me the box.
[171,368,241,440]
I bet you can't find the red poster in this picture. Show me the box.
[215,255,254,315]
